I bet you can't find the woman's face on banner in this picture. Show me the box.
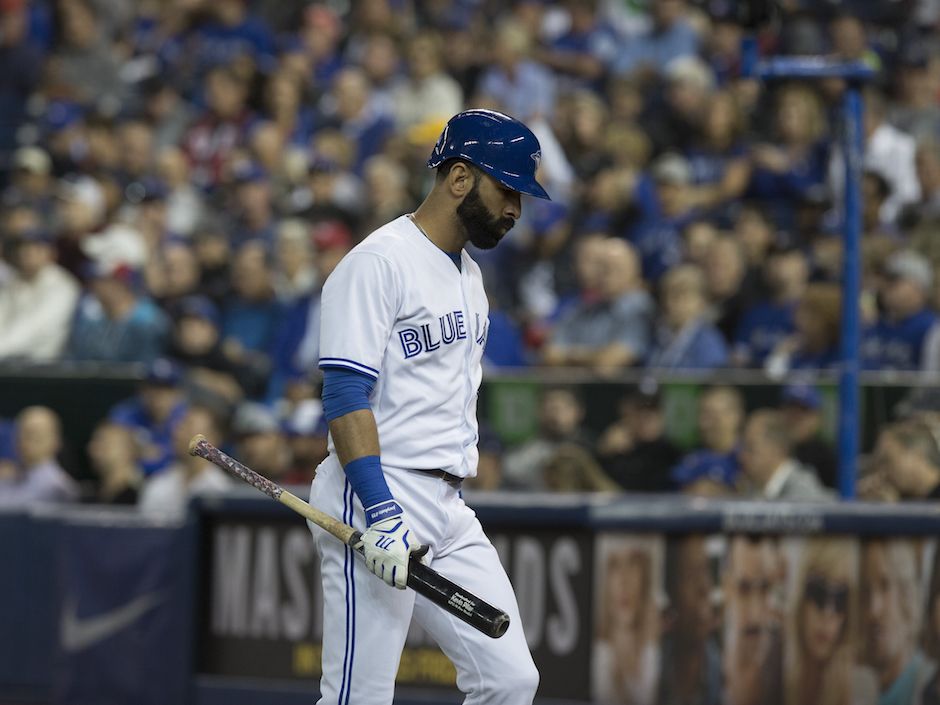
[606,550,644,627]
[801,573,848,663]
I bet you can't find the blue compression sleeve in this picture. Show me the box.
[321,367,398,523]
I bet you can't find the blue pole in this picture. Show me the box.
[838,86,864,499]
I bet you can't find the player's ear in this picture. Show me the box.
[447,161,476,199]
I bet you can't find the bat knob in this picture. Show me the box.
[188,434,207,457]
[491,613,510,639]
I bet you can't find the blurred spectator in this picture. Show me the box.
[182,65,256,190]
[227,162,276,246]
[0,226,80,360]
[888,46,940,146]
[534,0,618,90]
[478,21,557,122]
[596,385,682,492]
[272,219,316,302]
[222,239,283,356]
[612,0,700,79]
[733,247,809,368]
[647,264,729,369]
[862,420,940,501]
[830,87,920,226]
[748,85,830,230]
[779,384,838,491]
[145,239,202,312]
[46,0,127,108]
[391,31,463,130]
[0,406,78,505]
[502,386,593,490]
[167,294,265,403]
[703,234,758,343]
[0,0,42,167]
[628,153,699,281]
[542,239,654,372]
[739,409,833,501]
[863,250,940,371]
[108,358,188,477]
[231,402,289,481]
[642,56,714,156]
[86,421,143,505]
[765,283,842,375]
[672,385,743,495]
[326,67,394,174]
[543,443,619,492]
[139,404,231,518]
[155,147,205,237]
[67,260,169,364]
[141,78,196,152]
[7,146,53,208]
[280,398,328,486]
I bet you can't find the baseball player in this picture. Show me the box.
[310,109,549,705]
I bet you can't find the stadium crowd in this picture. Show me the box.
[2,0,940,507]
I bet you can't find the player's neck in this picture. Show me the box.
[411,201,465,253]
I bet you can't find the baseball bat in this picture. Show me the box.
[188,434,510,639]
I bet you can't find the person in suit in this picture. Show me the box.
[738,409,833,501]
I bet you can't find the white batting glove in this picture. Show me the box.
[357,502,425,589]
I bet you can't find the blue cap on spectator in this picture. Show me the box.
[670,450,738,488]
[232,161,269,184]
[43,101,85,133]
[781,383,821,410]
[176,295,220,327]
[144,358,182,387]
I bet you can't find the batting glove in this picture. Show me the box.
[357,501,426,589]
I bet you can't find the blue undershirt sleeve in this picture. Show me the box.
[320,367,399,524]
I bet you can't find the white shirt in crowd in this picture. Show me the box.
[0,264,80,360]
[138,463,231,519]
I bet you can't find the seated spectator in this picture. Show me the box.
[597,385,682,492]
[611,0,700,79]
[862,420,940,501]
[272,219,317,303]
[226,163,276,246]
[779,383,838,490]
[167,295,267,403]
[502,386,593,490]
[543,443,620,493]
[0,226,80,360]
[231,402,289,482]
[888,44,940,146]
[325,67,394,175]
[739,409,833,501]
[86,421,143,504]
[672,385,744,495]
[280,399,329,486]
[863,250,939,371]
[221,240,284,356]
[0,406,78,505]
[647,264,729,369]
[542,239,654,372]
[732,247,809,368]
[628,153,700,281]
[145,239,202,314]
[391,31,463,130]
[703,234,759,343]
[108,358,188,476]
[67,260,169,364]
[533,0,617,90]
[748,85,830,231]
[139,404,231,518]
[765,283,842,375]
[477,20,557,122]
[641,56,714,156]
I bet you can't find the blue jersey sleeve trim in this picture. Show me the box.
[319,357,380,379]
[321,368,376,422]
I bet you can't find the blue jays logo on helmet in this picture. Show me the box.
[428,109,551,200]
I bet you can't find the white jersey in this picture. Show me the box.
[318,215,488,478]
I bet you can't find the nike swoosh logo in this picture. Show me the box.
[60,591,165,652]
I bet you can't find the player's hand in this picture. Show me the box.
[357,503,425,589]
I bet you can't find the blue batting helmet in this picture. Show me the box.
[427,109,551,200]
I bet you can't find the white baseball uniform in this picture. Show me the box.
[311,215,539,705]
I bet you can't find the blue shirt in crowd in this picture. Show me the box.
[862,309,938,370]
[109,397,189,476]
[734,300,796,366]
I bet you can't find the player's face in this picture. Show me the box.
[457,174,521,250]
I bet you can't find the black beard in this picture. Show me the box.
[456,181,515,250]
